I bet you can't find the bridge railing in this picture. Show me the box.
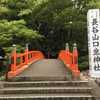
[8,45,45,78]
[58,43,80,77]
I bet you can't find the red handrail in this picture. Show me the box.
[8,49,45,78]
[58,48,80,77]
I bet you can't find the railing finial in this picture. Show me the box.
[65,43,69,51]
[12,44,16,49]
[26,43,29,50]
[73,43,77,50]
[12,44,16,52]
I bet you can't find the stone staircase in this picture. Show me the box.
[0,80,95,100]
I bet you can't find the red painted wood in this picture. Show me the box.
[58,49,80,77]
[8,50,45,78]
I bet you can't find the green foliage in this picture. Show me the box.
[78,55,89,71]
[0,19,41,47]
[28,0,94,57]
[0,0,99,71]
[79,61,89,71]
[0,0,43,53]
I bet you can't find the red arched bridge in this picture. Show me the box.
[7,43,80,80]
[0,44,97,100]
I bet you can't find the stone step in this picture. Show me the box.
[0,87,92,94]
[4,81,89,88]
[0,94,94,100]
[7,76,70,82]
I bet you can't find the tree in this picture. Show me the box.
[0,0,43,52]
[0,0,99,59]
[26,0,94,57]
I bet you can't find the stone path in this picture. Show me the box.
[16,59,72,81]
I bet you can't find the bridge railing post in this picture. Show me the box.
[65,43,72,67]
[72,43,80,78]
[25,43,29,64]
[11,44,17,71]
[72,43,78,66]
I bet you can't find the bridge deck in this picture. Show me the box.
[15,59,72,81]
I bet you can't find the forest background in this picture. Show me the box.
[0,0,99,71]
